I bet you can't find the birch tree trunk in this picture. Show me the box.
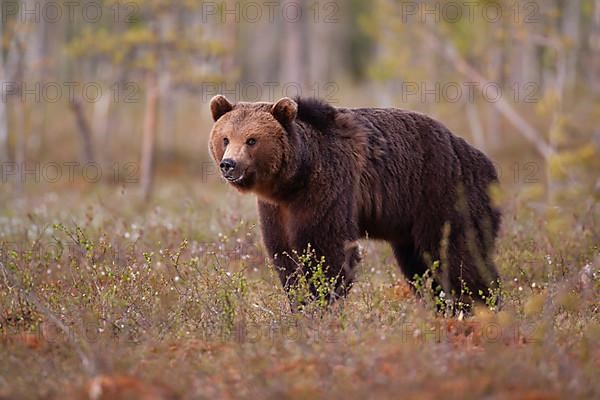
[91,65,113,165]
[0,16,7,163]
[561,0,581,92]
[281,0,308,91]
[70,98,94,164]
[140,71,160,201]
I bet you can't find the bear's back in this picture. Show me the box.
[341,106,499,240]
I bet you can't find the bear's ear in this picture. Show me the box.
[210,95,233,122]
[271,97,297,125]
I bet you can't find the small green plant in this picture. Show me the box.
[411,264,452,315]
[287,244,339,311]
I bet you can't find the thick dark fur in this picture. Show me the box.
[209,96,501,308]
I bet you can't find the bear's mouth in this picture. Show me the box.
[224,169,253,188]
[223,167,245,183]
[226,174,245,183]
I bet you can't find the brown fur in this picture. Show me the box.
[209,95,501,309]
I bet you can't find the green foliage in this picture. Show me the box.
[66,1,228,83]
[288,244,339,311]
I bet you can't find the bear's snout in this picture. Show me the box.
[220,158,236,175]
[220,158,248,184]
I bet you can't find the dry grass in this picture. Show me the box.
[0,177,598,399]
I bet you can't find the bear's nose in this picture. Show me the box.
[220,158,236,174]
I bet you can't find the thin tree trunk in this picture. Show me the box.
[159,69,175,159]
[0,92,8,163]
[0,24,7,163]
[561,0,581,92]
[222,0,237,77]
[140,72,160,201]
[70,98,94,164]
[546,44,568,203]
[10,30,27,189]
[14,100,25,168]
[92,91,111,164]
[91,64,113,165]
[590,0,600,91]
[281,0,308,90]
[308,16,330,86]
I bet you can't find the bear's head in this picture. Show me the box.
[208,95,298,196]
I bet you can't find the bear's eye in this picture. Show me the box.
[223,138,229,146]
[246,138,257,146]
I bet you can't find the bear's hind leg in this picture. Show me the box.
[391,241,429,285]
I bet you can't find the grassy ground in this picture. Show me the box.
[0,175,598,400]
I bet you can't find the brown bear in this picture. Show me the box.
[208,95,501,310]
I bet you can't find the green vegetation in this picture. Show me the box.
[0,178,598,398]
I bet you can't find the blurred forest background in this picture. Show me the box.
[0,0,598,202]
[0,2,599,397]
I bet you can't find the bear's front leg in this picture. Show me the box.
[289,208,360,303]
[257,201,301,292]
